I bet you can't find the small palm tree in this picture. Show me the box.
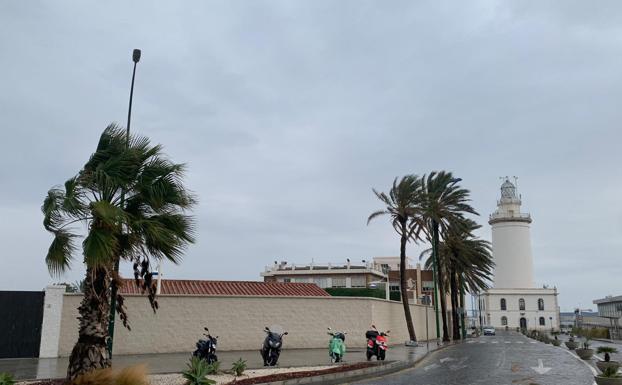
[419,171,477,342]
[368,175,423,342]
[42,125,195,379]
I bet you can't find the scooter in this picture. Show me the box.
[366,325,390,361]
[193,327,218,364]
[327,327,346,363]
[260,326,288,366]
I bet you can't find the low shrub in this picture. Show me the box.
[116,365,148,385]
[71,368,115,385]
[206,361,220,375]
[572,327,609,339]
[182,356,216,385]
[231,358,247,377]
[597,346,618,362]
[600,366,621,378]
[0,372,15,385]
[324,288,401,301]
[71,365,148,385]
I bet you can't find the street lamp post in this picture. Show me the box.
[107,48,141,358]
[421,295,430,351]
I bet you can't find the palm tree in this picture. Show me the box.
[42,125,195,379]
[419,171,477,342]
[421,219,493,340]
[368,175,423,342]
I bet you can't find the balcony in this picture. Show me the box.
[489,212,532,224]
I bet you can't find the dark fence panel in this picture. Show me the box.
[0,291,45,358]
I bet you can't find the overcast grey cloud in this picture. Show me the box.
[1,0,620,311]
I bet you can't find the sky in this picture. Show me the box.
[0,0,620,311]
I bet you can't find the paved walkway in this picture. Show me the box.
[350,331,595,385]
[0,341,444,380]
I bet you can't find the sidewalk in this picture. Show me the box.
[1,341,443,381]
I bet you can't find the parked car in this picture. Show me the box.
[483,326,496,336]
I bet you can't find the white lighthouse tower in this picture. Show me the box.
[489,178,534,289]
[476,178,560,332]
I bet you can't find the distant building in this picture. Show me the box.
[372,256,415,271]
[476,179,560,331]
[261,260,386,289]
[593,295,622,339]
[376,260,435,305]
[260,258,436,304]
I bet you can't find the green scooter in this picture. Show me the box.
[327,327,346,363]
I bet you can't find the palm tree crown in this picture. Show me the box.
[368,175,423,342]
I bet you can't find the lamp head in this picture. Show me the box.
[133,49,141,63]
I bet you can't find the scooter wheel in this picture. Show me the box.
[366,351,372,361]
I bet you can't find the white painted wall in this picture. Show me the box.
[56,294,436,357]
[39,285,66,358]
[482,289,559,331]
[491,222,535,288]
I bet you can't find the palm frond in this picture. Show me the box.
[46,229,76,276]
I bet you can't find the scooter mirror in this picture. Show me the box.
[372,324,377,330]
[386,330,391,334]
[327,327,331,330]
[283,332,289,335]
[265,326,269,331]
[204,327,209,332]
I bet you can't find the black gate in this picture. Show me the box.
[0,291,45,358]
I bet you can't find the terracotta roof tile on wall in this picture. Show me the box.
[120,279,330,297]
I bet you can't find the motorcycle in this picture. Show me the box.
[193,327,218,364]
[366,325,390,361]
[260,326,288,366]
[327,327,346,363]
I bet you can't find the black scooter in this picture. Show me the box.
[193,327,218,364]
[260,326,288,366]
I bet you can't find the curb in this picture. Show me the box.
[254,341,458,385]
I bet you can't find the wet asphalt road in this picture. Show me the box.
[349,331,595,385]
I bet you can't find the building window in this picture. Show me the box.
[500,298,506,311]
[501,316,508,326]
[389,284,400,292]
[519,298,525,311]
[332,277,346,288]
[314,278,328,288]
[422,281,434,290]
[293,277,308,283]
[283,278,291,283]
[351,276,366,288]
[538,298,544,311]
[539,317,545,326]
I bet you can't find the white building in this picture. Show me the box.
[478,179,560,331]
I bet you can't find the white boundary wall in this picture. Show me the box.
[39,285,66,358]
[49,291,437,357]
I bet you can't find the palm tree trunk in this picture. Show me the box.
[459,274,466,340]
[450,268,460,340]
[400,220,417,342]
[67,267,112,380]
[432,221,450,342]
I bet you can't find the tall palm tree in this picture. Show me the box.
[42,125,195,379]
[368,175,423,342]
[419,171,477,342]
[422,219,493,340]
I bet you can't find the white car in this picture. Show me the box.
[483,326,496,336]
